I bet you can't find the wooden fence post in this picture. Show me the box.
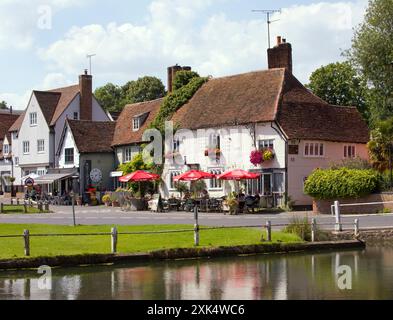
[23,230,30,256]
[0,203,3,213]
[111,227,118,254]
[266,221,272,242]
[334,201,342,232]
[311,218,317,242]
[354,219,360,238]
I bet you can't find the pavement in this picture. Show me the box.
[1,203,393,230]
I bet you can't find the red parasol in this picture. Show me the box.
[217,169,261,181]
[173,170,216,182]
[119,170,161,183]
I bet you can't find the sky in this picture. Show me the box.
[0,0,369,109]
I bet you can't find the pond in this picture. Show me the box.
[1,244,393,300]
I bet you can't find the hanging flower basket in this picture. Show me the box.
[250,150,263,166]
[262,148,275,161]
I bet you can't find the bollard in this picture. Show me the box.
[38,202,43,213]
[354,219,360,238]
[0,203,3,214]
[266,221,272,242]
[334,201,342,232]
[44,202,49,212]
[311,218,317,242]
[11,198,14,205]
[23,230,30,256]
[194,224,200,247]
[111,227,118,254]
[23,204,27,213]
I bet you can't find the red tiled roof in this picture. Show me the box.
[48,85,80,126]
[7,85,80,130]
[33,91,62,125]
[0,112,20,158]
[8,111,26,132]
[172,69,285,129]
[67,120,116,153]
[112,98,163,147]
[172,68,369,144]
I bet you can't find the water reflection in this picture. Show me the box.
[1,245,393,300]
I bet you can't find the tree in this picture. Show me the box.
[95,76,166,112]
[0,101,8,110]
[307,62,370,121]
[347,0,393,123]
[173,70,200,91]
[94,83,122,112]
[121,76,165,104]
[368,117,393,172]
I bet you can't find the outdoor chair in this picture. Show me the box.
[245,197,259,213]
[183,199,196,212]
[208,198,222,213]
[168,198,181,211]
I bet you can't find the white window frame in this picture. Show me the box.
[37,139,45,153]
[304,142,325,158]
[3,144,9,155]
[258,139,274,150]
[37,169,46,176]
[14,157,19,166]
[133,117,140,131]
[64,148,74,164]
[344,145,356,159]
[124,147,133,163]
[169,170,182,191]
[208,168,223,190]
[23,141,30,154]
[29,112,37,126]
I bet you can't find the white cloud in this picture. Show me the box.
[38,0,368,88]
[0,0,91,49]
[4,0,369,108]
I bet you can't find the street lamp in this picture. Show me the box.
[71,174,79,226]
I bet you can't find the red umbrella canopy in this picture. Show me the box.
[218,169,261,181]
[173,170,216,182]
[119,171,161,183]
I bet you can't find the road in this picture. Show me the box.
[1,205,393,230]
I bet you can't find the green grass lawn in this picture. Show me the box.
[0,224,302,259]
[0,205,50,214]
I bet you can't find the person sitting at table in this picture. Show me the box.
[254,192,261,207]
[201,189,210,199]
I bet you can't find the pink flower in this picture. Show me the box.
[250,150,263,166]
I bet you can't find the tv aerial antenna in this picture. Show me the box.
[252,9,282,49]
[86,53,96,75]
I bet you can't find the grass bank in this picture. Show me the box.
[0,205,50,214]
[0,224,302,260]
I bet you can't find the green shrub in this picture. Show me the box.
[304,168,380,200]
[284,216,330,242]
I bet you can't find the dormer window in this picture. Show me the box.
[133,117,140,131]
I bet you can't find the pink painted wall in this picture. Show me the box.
[288,140,369,206]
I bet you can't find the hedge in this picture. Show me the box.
[304,168,380,200]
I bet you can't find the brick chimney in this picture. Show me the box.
[167,65,192,93]
[79,69,93,120]
[267,36,293,73]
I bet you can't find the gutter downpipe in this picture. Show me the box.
[271,121,289,206]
